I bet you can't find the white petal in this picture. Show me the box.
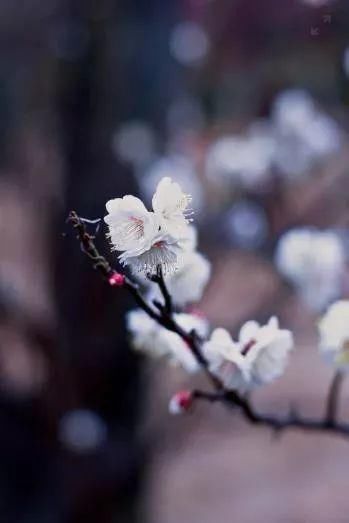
[105,194,159,252]
[152,177,192,236]
[105,194,147,216]
[239,321,260,344]
[165,251,211,306]
[210,328,234,347]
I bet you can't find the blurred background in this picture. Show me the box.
[2,0,349,521]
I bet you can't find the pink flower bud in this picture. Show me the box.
[169,390,193,415]
[108,272,125,287]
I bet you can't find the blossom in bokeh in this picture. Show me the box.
[272,89,341,178]
[59,409,107,453]
[204,89,341,191]
[318,301,349,370]
[169,21,210,67]
[127,309,209,373]
[275,228,345,311]
[204,317,293,392]
[111,120,156,168]
[224,200,268,250]
[205,125,275,190]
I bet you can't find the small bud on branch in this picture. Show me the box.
[169,390,193,415]
[108,272,126,287]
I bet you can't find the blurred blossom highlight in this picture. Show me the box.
[275,228,345,312]
[169,22,210,66]
[59,409,108,453]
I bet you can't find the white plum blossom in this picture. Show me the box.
[203,328,249,391]
[318,301,349,370]
[275,228,345,311]
[204,317,294,392]
[237,317,294,390]
[126,309,166,358]
[126,309,209,373]
[104,177,193,273]
[152,176,193,237]
[165,251,211,306]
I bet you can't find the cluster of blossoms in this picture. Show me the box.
[104,176,194,274]
[105,176,211,306]
[103,177,349,417]
[203,317,293,393]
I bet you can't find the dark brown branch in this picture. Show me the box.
[151,265,173,314]
[193,389,349,437]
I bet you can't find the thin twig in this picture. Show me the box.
[193,389,349,437]
[148,265,173,314]
[156,265,173,314]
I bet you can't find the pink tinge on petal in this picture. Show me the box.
[185,306,207,319]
